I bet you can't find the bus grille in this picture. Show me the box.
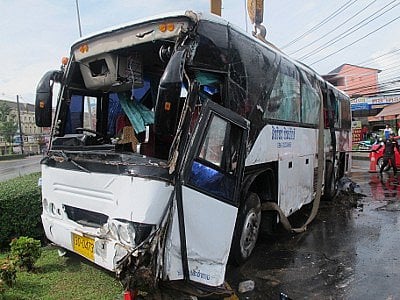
[64,205,108,228]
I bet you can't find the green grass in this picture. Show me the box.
[1,246,124,300]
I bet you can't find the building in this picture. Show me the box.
[0,99,45,154]
[323,64,380,97]
[324,64,400,128]
[323,64,400,145]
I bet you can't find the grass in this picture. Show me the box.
[1,245,124,300]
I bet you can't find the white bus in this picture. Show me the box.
[35,11,351,292]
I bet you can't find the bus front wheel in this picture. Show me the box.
[230,193,261,265]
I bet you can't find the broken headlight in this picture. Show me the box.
[107,219,154,247]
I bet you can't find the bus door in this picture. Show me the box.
[164,100,249,287]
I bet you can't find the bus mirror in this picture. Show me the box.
[35,70,62,127]
[155,49,186,137]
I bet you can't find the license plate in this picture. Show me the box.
[72,233,94,261]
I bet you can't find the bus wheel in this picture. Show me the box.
[324,162,337,200]
[231,193,261,265]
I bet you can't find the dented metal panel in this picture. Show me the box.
[164,187,237,286]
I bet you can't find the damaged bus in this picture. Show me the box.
[35,11,351,291]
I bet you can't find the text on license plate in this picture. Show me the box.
[72,233,94,261]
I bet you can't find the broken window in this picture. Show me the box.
[300,71,320,125]
[265,58,300,123]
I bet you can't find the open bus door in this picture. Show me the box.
[164,100,249,287]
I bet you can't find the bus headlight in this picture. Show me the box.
[107,219,154,246]
[118,223,135,245]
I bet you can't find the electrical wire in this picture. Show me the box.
[299,0,400,61]
[281,0,358,49]
[289,0,378,56]
[309,15,400,65]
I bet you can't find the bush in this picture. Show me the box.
[0,173,43,249]
[10,237,42,271]
[0,279,5,295]
[0,258,16,287]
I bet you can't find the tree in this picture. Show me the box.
[0,102,18,154]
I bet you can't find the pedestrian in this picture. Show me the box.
[374,133,400,175]
[361,126,368,140]
[384,124,393,140]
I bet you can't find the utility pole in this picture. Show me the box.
[75,0,83,37]
[210,0,222,16]
[16,95,24,155]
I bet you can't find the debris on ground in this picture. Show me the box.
[238,280,255,293]
[335,176,365,209]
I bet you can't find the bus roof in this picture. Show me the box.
[70,10,348,99]
[72,11,227,48]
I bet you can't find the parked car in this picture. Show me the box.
[370,141,400,171]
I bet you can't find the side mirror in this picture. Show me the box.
[155,49,186,137]
[35,70,62,127]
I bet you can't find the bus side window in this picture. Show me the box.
[265,58,300,123]
[300,71,320,125]
[188,114,242,201]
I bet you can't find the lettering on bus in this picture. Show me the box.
[190,269,211,281]
[271,125,295,148]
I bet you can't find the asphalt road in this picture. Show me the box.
[224,158,400,299]
[0,155,42,182]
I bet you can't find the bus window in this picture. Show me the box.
[199,115,227,167]
[265,58,300,123]
[300,71,320,125]
[188,114,242,201]
[64,95,97,134]
[340,96,351,130]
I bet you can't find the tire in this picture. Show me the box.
[377,157,391,172]
[324,162,337,200]
[230,193,261,265]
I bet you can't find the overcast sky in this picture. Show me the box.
[1,0,399,104]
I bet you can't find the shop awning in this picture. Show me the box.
[374,102,400,119]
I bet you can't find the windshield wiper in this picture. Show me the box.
[52,150,91,173]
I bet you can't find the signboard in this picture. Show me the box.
[351,103,370,111]
[351,121,362,146]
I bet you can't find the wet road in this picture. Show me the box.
[225,158,400,299]
[0,155,42,182]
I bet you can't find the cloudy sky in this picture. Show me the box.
[1,0,399,104]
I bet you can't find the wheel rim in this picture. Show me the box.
[239,209,261,258]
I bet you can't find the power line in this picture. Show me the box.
[310,15,400,65]
[289,0,378,56]
[299,0,400,61]
[281,0,358,49]
[355,48,400,67]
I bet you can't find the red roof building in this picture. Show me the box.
[323,64,380,97]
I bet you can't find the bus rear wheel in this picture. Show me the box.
[231,193,261,265]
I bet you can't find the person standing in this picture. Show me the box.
[384,124,393,140]
[374,133,400,175]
